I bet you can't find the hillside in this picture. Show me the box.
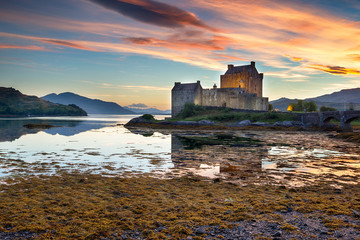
[271,88,360,111]
[124,106,171,115]
[42,92,134,115]
[307,88,360,103]
[0,87,87,117]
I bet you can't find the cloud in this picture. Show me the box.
[0,32,100,52]
[289,56,303,62]
[347,54,360,61]
[88,0,217,31]
[2,0,360,81]
[123,33,234,50]
[308,64,360,75]
[127,103,148,108]
[0,44,47,51]
[40,39,100,51]
[118,85,170,91]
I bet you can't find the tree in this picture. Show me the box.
[320,106,337,112]
[268,103,273,112]
[304,101,317,112]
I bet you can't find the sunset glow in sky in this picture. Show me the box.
[1,0,359,110]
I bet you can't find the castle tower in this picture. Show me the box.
[220,61,263,97]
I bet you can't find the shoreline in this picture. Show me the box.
[0,173,359,239]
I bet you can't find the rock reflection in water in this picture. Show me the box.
[169,131,360,186]
[170,133,265,180]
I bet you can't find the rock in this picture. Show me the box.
[273,121,283,126]
[274,121,305,127]
[353,210,360,218]
[198,120,215,125]
[282,121,294,127]
[224,210,233,215]
[237,120,251,126]
[127,116,151,124]
[173,121,199,126]
[252,122,270,127]
[158,120,171,125]
[273,231,282,237]
[195,226,207,235]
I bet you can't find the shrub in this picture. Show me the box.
[320,106,337,112]
[141,114,155,121]
[269,103,273,112]
[179,103,204,118]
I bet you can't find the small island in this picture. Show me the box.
[0,87,87,117]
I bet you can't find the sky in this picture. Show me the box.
[0,0,359,110]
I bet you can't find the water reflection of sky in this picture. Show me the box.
[0,115,359,186]
[0,115,173,177]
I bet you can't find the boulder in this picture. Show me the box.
[237,120,251,126]
[127,116,153,124]
[252,122,271,127]
[274,121,305,127]
[198,120,215,125]
[173,121,199,126]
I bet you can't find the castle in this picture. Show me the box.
[171,61,269,117]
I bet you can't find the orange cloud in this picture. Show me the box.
[308,64,360,75]
[39,39,100,51]
[123,34,232,50]
[290,57,303,62]
[347,54,360,61]
[211,53,246,62]
[284,56,304,62]
[0,44,47,51]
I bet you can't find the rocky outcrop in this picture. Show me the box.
[125,117,307,130]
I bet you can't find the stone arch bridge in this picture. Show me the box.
[298,111,360,131]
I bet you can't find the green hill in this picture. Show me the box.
[0,87,87,117]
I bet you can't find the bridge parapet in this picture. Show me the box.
[298,110,360,132]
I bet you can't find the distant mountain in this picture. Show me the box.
[124,105,171,115]
[0,87,87,117]
[270,88,360,111]
[42,92,134,114]
[307,88,360,103]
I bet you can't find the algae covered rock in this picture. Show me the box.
[173,121,199,126]
[126,114,155,125]
[274,121,305,128]
[236,120,251,126]
[198,120,215,125]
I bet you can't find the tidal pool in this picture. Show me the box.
[0,115,359,186]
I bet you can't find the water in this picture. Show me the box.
[0,115,359,186]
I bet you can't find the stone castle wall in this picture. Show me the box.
[171,83,202,117]
[201,88,268,111]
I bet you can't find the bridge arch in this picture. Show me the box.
[323,116,340,124]
[345,116,360,124]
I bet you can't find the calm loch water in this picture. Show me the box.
[0,115,359,186]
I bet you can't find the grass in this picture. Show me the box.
[0,174,359,239]
[351,120,360,126]
[173,109,295,123]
